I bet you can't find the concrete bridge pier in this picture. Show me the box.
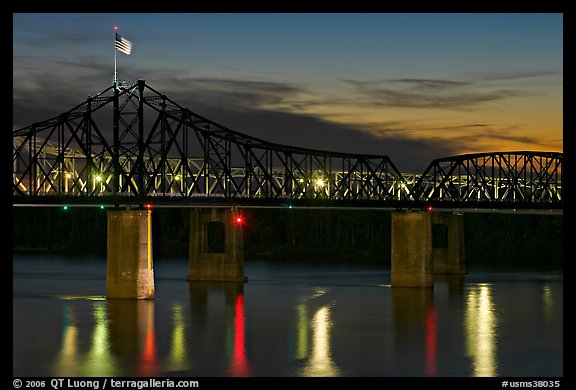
[187,208,247,282]
[391,211,433,288]
[106,209,155,299]
[431,212,467,274]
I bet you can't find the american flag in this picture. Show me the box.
[115,33,132,55]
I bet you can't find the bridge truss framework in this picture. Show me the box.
[13,80,563,210]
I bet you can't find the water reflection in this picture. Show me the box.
[465,284,498,377]
[166,303,189,372]
[51,284,339,377]
[227,294,250,376]
[52,305,79,377]
[425,306,437,377]
[137,301,159,376]
[53,300,119,376]
[84,302,118,376]
[188,281,251,377]
[16,259,562,377]
[435,274,466,297]
[299,288,340,377]
[303,304,340,376]
[107,299,159,376]
[542,285,554,322]
[295,303,308,360]
[392,288,436,376]
[53,298,160,376]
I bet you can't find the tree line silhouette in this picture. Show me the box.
[13,207,562,267]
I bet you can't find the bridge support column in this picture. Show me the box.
[391,211,433,288]
[106,210,155,299]
[187,208,247,282]
[431,212,467,274]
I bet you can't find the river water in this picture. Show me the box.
[13,254,563,377]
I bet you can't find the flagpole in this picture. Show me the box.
[113,26,132,88]
[113,26,118,87]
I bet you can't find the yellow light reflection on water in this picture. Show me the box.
[295,303,309,360]
[166,303,189,372]
[58,295,106,301]
[311,287,327,299]
[542,285,554,322]
[53,306,79,377]
[301,304,340,377]
[83,302,117,377]
[465,284,498,377]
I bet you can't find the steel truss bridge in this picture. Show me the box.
[12,80,563,210]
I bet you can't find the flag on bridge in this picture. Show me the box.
[115,33,132,55]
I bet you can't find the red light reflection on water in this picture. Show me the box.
[426,307,437,377]
[138,305,159,377]
[228,294,251,377]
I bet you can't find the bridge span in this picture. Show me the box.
[12,80,563,297]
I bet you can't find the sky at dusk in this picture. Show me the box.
[12,13,563,172]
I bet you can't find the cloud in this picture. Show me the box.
[12,67,457,172]
[183,105,457,172]
[152,76,306,110]
[13,56,113,126]
[467,70,560,81]
[350,119,552,158]
[12,58,307,127]
[343,78,535,110]
[12,57,558,173]
[386,78,471,90]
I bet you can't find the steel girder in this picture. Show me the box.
[412,152,563,207]
[13,80,409,205]
[12,81,563,208]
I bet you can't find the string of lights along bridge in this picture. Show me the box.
[12,80,563,211]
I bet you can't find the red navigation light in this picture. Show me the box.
[426,205,433,212]
[234,216,244,225]
[145,203,152,210]
[114,26,118,31]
